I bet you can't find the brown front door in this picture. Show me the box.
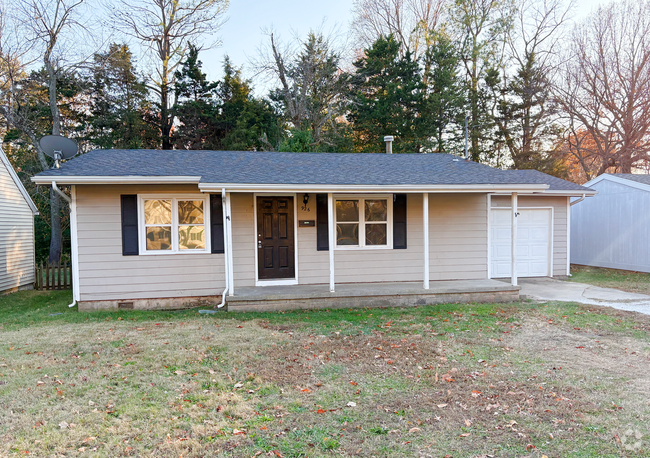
[257,196,295,280]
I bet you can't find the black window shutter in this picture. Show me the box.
[210,194,225,254]
[316,194,329,251]
[393,194,407,249]
[121,195,139,256]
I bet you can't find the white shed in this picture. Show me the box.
[571,174,650,273]
[0,147,38,293]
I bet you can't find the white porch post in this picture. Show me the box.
[226,192,235,296]
[511,192,518,286]
[327,193,335,292]
[423,193,430,289]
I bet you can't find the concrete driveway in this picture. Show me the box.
[518,277,650,316]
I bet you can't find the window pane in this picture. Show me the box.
[146,226,172,250]
[366,223,387,245]
[178,200,204,224]
[336,223,359,245]
[336,200,359,222]
[144,200,171,224]
[179,225,205,250]
[365,199,388,221]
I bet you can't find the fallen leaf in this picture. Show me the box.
[437,403,447,409]
[271,451,284,457]
[174,370,186,376]
[464,419,472,427]
[346,402,357,407]
[234,382,243,388]
[408,427,421,433]
[526,444,536,451]
[316,409,326,414]
[82,437,96,444]
[471,390,481,397]
[459,432,471,437]
[58,421,68,429]
[232,429,246,435]
[300,389,311,393]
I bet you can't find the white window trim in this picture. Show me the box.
[333,194,393,250]
[137,194,211,255]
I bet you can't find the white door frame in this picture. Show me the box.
[488,206,554,279]
[253,193,299,286]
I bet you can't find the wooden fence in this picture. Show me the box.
[35,261,72,291]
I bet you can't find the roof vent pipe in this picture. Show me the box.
[384,136,394,154]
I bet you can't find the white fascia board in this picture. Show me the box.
[197,183,549,193]
[491,190,597,197]
[0,146,39,215]
[31,175,202,185]
[585,174,650,193]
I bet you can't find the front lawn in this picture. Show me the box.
[1,290,650,457]
[570,264,650,295]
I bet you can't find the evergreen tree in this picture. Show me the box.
[421,31,466,154]
[347,35,423,154]
[88,44,158,149]
[172,44,220,149]
[266,32,348,150]
[216,57,282,151]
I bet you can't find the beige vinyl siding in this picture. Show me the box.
[75,185,225,301]
[430,194,488,281]
[0,160,35,292]
[491,195,568,277]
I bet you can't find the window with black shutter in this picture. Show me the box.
[121,195,139,256]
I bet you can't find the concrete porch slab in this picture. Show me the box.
[226,280,520,312]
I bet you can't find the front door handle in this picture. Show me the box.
[258,241,262,249]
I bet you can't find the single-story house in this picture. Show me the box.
[1,147,38,294]
[32,149,595,311]
[571,173,650,273]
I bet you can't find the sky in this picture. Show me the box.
[202,0,607,92]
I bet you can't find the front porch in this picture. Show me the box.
[226,279,520,312]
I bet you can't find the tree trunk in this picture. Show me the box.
[161,80,172,149]
[45,55,65,262]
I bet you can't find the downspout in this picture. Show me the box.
[51,182,76,308]
[217,188,229,308]
[570,193,587,206]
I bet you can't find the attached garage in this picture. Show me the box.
[489,206,553,278]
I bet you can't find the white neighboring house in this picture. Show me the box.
[571,173,650,273]
[0,147,39,294]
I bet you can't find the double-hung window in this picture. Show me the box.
[334,195,392,249]
[139,195,210,254]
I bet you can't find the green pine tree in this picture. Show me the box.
[347,35,424,154]
[88,44,159,149]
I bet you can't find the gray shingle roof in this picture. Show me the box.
[34,149,592,191]
[610,173,650,186]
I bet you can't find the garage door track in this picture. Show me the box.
[518,277,650,316]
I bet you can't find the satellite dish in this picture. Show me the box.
[39,135,78,168]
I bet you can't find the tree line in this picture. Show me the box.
[1,0,650,262]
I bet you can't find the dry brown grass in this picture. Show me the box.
[1,297,650,457]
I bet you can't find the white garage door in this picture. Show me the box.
[490,208,551,278]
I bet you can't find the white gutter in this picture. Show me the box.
[217,188,229,308]
[570,193,587,206]
[32,176,201,185]
[198,183,549,194]
[51,181,77,308]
